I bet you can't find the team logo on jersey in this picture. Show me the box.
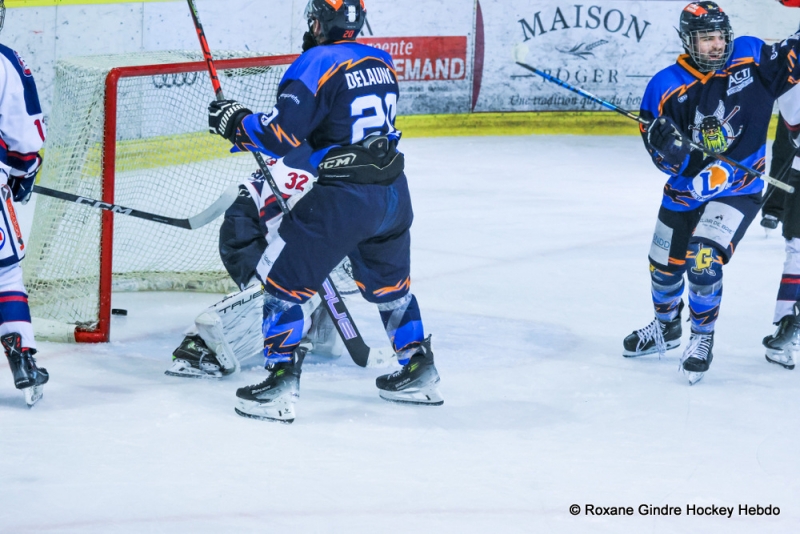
[691,101,740,152]
[14,52,32,77]
[691,163,730,201]
[727,68,753,96]
[0,228,5,250]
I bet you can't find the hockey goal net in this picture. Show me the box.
[24,51,297,342]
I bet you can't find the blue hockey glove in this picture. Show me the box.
[208,100,252,141]
[647,117,691,167]
[8,171,37,204]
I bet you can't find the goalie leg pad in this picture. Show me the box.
[194,281,266,371]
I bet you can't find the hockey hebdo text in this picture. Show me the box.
[568,503,780,518]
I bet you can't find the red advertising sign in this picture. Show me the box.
[358,36,468,82]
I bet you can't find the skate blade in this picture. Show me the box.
[235,398,296,423]
[379,385,444,406]
[765,350,796,370]
[164,360,223,379]
[235,408,294,423]
[623,339,681,358]
[23,385,43,407]
[683,369,705,385]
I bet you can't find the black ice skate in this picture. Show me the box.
[2,333,48,407]
[763,308,800,370]
[165,334,234,379]
[623,301,684,357]
[376,336,443,406]
[235,346,306,423]
[680,331,714,385]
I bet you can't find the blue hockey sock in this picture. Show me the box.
[377,293,424,365]
[262,296,307,365]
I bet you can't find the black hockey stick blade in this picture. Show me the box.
[32,184,239,230]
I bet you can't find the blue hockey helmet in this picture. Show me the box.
[304,0,366,43]
[678,2,733,72]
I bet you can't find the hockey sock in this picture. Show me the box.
[650,262,685,322]
[686,242,724,334]
[262,296,308,365]
[774,238,800,323]
[377,293,424,365]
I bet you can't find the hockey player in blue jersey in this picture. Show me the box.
[622,2,800,384]
[0,1,49,406]
[207,0,442,422]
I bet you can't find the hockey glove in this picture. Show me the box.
[8,167,39,205]
[208,100,252,142]
[647,117,691,167]
[302,31,318,52]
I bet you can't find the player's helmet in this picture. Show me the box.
[678,2,733,72]
[304,0,366,43]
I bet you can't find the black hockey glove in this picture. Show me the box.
[208,100,252,141]
[302,31,318,52]
[647,117,691,167]
[8,169,38,205]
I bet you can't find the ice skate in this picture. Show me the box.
[2,333,48,407]
[623,301,683,357]
[165,334,233,379]
[235,347,306,423]
[680,331,714,385]
[763,312,800,370]
[376,336,443,406]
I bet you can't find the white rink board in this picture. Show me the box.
[4,0,797,119]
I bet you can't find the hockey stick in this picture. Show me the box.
[32,183,239,230]
[513,56,795,194]
[187,0,392,368]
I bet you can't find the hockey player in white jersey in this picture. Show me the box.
[761,80,800,370]
[165,144,362,378]
[0,2,49,406]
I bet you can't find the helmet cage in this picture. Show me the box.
[305,0,365,43]
[680,28,734,71]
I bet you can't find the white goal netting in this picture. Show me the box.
[24,51,292,341]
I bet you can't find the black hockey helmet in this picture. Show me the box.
[678,2,733,72]
[305,0,366,44]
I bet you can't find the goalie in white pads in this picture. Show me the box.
[166,144,358,379]
[0,3,49,407]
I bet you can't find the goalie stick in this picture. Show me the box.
[31,184,239,230]
[187,0,393,368]
[512,55,795,194]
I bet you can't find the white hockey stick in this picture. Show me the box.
[32,183,239,230]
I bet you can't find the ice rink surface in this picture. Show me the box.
[2,135,798,533]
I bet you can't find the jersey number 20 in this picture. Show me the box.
[350,94,397,144]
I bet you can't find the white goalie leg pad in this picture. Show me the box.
[195,281,265,372]
[305,305,345,359]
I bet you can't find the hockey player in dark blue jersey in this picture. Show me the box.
[207,0,442,422]
[622,1,800,384]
